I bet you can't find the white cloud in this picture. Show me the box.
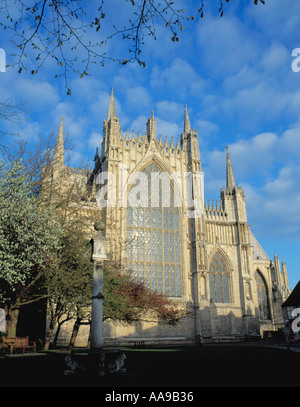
[156,117,181,141]
[202,148,226,197]
[196,14,259,78]
[128,114,181,141]
[88,132,103,150]
[129,115,148,136]
[18,120,42,141]
[14,78,59,109]
[202,124,300,239]
[260,43,290,72]
[125,86,151,110]
[247,164,300,238]
[51,102,75,121]
[279,125,300,160]
[196,119,219,137]
[222,83,291,128]
[150,58,207,97]
[230,132,278,176]
[223,65,260,94]
[245,0,300,43]
[156,101,183,121]
[90,90,112,120]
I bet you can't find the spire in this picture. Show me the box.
[184,105,191,133]
[226,145,236,190]
[94,147,99,161]
[54,116,64,169]
[146,110,156,141]
[107,88,117,120]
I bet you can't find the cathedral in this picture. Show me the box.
[51,89,290,346]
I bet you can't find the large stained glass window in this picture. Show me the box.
[209,252,231,303]
[126,163,182,297]
[255,271,270,320]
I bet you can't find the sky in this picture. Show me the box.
[0,0,299,290]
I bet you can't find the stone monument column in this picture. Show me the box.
[90,220,107,350]
[64,220,126,377]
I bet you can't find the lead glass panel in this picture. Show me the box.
[209,273,215,303]
[151,263,157,291]
[157,231,162,261]
[223,274,230,303]
[151,209,156,228]
[138,208,144,227]
[170,265,175,296]
[145,230,150,261]
[157,210,162,228]
[175,265,181,296]
[164,231,169,262]
[139,263,144,283]
[145,208,150,227]
[164,264,170,296]
[157,263,163,294]
[163,208,168,229]
[145,263,150,289]
[132,262,138,281]
[169,233,174,260]
[127,207,132,227]
[175,232,180,263]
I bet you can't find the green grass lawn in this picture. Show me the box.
[1,344,299,387]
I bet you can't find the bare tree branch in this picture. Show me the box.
[0,0,266,90]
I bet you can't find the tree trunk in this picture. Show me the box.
[52,320,63,348]
[5,306,20,337]
[44,313,58,351]
[67,316,82,350]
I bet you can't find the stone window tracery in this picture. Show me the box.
[255,271,271,320]
[126,163,182,297]
[209,252,231,303]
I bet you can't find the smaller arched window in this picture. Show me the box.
[255,271,271,320]
[209,252,231,303]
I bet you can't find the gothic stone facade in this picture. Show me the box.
[52,90,290,346]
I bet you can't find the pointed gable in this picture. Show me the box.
[282,281,300,307]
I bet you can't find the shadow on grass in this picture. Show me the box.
[1,344,299,387]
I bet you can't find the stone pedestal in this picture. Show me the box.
[64,348,126,377]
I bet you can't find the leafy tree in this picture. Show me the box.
[43,231,93,350]
[103,259,186,325]
[0,160,63,336]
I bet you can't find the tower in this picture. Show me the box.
[221,146,253,334]
[99,88,123,255]
[181,106,205,341]
[52,116,65,179]
[146,110,156,142]
[102,88,120,157]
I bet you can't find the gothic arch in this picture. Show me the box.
[207,248,233,304]
[254,269,271,320]
[207,247,234,274]
[127,154,184,210]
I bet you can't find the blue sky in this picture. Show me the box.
[0,0,299,290]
